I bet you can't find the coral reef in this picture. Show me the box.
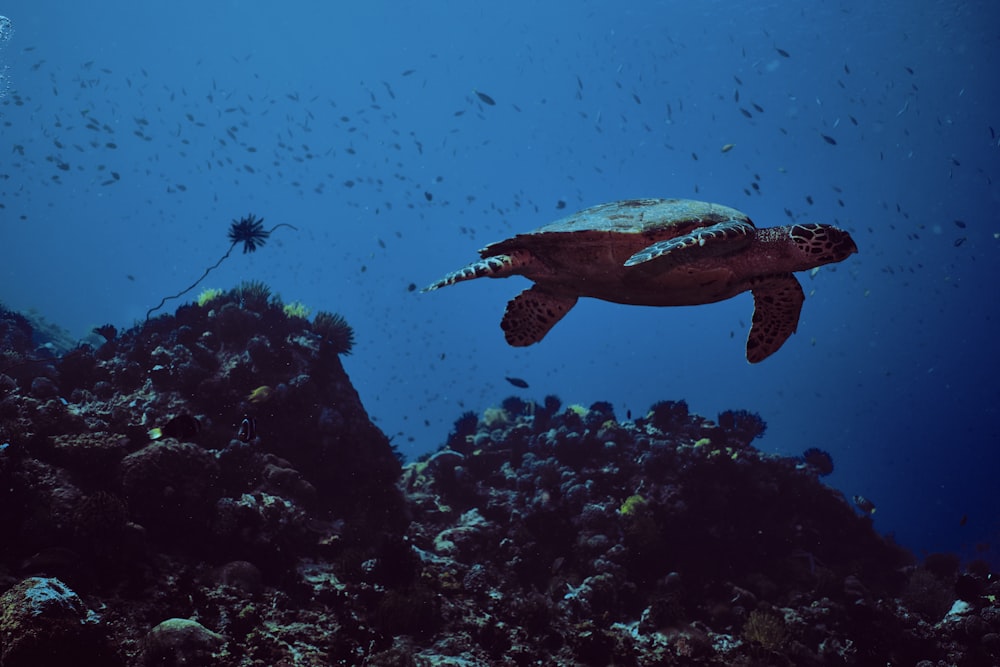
[0,300,998,666]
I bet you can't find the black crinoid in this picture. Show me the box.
[145,213,299,320]
[228,213,270,254]
[312,311,355,355]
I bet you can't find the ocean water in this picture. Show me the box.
[1,0,997,568]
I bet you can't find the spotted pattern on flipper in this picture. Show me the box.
[746,274,804,363]
[624,220,755,268]
[501,286,578,346]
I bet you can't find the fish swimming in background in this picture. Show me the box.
[474,90,496,106]
[247,385,272,404]
[237,416,257,443]
[853,495,876,515]
[147,413,200,441]
[505,376,529,389]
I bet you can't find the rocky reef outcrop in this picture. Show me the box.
[0,295,997,666]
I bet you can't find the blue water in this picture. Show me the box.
[2,1,998,567]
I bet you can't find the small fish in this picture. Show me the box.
[721,143,735,153]
[247,386,272,404]
[821,134,837,145]
[776,47,790,58]
[954,219,966,228]
[556,200,567,209]
[474,90,496,106]
[505,376,529,389]
[162,413,200,439]
[237,416,257,443]
[853,495,876,515]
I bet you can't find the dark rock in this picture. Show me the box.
[0,577,117,667]
[140,618,224,667]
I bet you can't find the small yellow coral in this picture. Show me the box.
[619,494,647,516]
[693,437,711,448]
[567,404,589,417]
[196,288,224,307]
[283,300,311,319]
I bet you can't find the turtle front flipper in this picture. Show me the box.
[422,255,515,291]
[423,250,543,291]
[501,286,578,346]
[746,274,805,363]
[623,220,755,270]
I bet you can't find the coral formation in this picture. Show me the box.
[0,301,997,666]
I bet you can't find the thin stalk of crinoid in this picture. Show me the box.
[145,215,297,321]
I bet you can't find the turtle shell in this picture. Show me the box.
[481,198,754,258]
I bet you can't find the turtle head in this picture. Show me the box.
[787,223,858,267]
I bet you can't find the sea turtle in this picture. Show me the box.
[423,198,857,362]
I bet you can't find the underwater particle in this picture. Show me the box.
[853,494,876,515]
[505,376,529,388]
[313,311,355,354]
[474,90,496,106]
[801,447,834,475]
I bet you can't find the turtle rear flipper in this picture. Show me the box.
[624,220,755,270]
[502,286,578,346]
[746,274,804,363]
